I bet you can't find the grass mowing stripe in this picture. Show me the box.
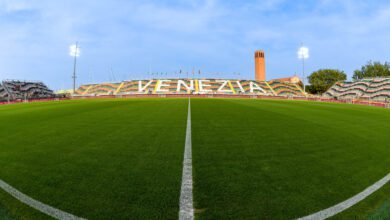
[298,173,390,220]
[0,202,14,220]
[191,99,390,219]
[366,198,390,219]
[179,99,194,220]
[0,179,85,220]
[0,99,188,219]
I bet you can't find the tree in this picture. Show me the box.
[353,61,390,80]
[307,69,347,94]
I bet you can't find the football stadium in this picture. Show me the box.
[0,1,390,220]
[0,49,389,220]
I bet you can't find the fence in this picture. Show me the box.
[1,95,389,108]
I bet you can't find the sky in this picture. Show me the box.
[1,0,390,90]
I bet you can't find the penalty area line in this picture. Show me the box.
[179,98,194,220]
[298,173,390,220]
[0,179,86,220]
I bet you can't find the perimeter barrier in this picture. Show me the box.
[0,95,389,108]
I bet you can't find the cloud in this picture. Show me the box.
[0,0,30,13]
[128,0,225,33]
[1,0,390,89]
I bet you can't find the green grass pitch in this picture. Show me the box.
[0,99,188,219]
[191,99,390,219]
[0,98,389,219]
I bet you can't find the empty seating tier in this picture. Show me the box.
[324,78,390,102]
[75,79,305,97]
[0,80,54,101]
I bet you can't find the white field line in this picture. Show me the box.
[0,179,86,220]
[298,173,390,220]
[179,99,194,220]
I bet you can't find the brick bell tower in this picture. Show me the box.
[254,50,266,81]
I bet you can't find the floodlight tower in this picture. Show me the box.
[297,45,309,93]
[70,42,81,93]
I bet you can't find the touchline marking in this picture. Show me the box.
[179,99,194,220]
[0,179,86,220]
[298,173,390,220]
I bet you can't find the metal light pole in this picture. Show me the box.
[302,57,305,92]
[70,42,80,94]
[298,45,309,93]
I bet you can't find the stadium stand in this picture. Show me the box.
[324,81,370,99]
[73,84,93,95]
[324,78,390,102]
[267,80,304,96]
[0,83,9,101]
[0,80,55,101]
[362,78,390,102]
[86,83,121,95]
[75,79,306,97]
[118,81,143,94]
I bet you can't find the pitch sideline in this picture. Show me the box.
[298,173,390,220]
[179,98,194,220]
[0,179,86,220]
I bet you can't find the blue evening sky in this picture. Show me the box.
[1,0,390,90]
